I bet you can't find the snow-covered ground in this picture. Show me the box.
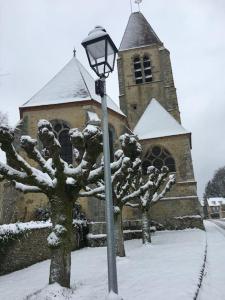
[198,220,225,300]
[0,229,206,300]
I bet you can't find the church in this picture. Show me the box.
[0,11,202,228]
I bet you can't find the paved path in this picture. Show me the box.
[198,220,225,300]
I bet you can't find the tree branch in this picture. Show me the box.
[125,202,140,209]
[151,174,176,205]
[38,120,64,182]
[20,135,55,179]
[79,185,105,197]
[13,181,42,194]
[0,125,33,175]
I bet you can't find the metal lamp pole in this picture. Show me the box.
[97,77,118,294]
[82,25,120,297]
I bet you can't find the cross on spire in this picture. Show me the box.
[73,48,76,57]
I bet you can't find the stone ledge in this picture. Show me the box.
[87,230,142,247]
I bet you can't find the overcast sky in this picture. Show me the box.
[0,0,225,198]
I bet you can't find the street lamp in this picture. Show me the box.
[82,26,120,297]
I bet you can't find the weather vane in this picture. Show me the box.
[135,0,142,11]
[130,0,142,13]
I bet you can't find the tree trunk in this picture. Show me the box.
[48,193,73,288]
[114,208,126,257]
[141,209,151,244]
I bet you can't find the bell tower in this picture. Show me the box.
[117,12,181,130]
[117,11,203,229]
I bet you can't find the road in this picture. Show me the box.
[197,220,225,300]
[210,218,225,226]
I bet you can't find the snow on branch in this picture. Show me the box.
[13,182,42,194]
[152,174,176,204]
[38,120,64,179]
[20,135,55,179]
[125,202,140,208]
[0,161,27,182]
[79,185,105,197]
[0,125,33,175]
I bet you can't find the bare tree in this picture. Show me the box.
[0,119,111,288]
[80,134,142,257]
[126,166,175,244]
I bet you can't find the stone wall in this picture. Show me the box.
[0,222,87,276]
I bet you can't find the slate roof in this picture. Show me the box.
[21,56,125,117]
[119,12,162,51]
[133,99,189,140]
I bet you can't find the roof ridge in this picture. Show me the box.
[76,59,93,99]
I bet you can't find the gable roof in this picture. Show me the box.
[119,12,162,51]
[21,56,125,117]
[207,198,225,207]
[133,99,189,140]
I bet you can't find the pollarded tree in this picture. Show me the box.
[0,119,108,288]
[80,133,143,257]
[126,166,176,244]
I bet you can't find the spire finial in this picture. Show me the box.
[73,48,76,57]
[134,0,142,11]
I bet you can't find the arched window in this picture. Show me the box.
[51,120,72,165]
[133,56,143,84]
[142,145,176,174]
[143,55,152,82]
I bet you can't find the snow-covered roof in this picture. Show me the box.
[21,56,125,117]
[133,99,189,140]
[119,12,162,51]
[207,198,225,207]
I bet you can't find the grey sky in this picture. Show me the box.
[0,0,225,198]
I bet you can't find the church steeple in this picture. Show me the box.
[119,12,162,51]
[117,11,181,130]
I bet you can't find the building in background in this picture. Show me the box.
[207,197,225,219]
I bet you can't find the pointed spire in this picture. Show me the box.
[119,12,162,51]
[73,48,76,57]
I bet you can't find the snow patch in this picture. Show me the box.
[26,283,73,300]
[106,291,123,300]
[47,232,60,247]
[0,229,206,300]
[133,99,189,140]
[0,221,51,240]
[174,215,202,219]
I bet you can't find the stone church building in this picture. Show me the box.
[0,12,202,228]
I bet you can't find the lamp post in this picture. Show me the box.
[82,26,119,296]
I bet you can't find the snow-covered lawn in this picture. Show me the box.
[0,229,205,300]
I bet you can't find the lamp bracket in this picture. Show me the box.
[95,79,104,97]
